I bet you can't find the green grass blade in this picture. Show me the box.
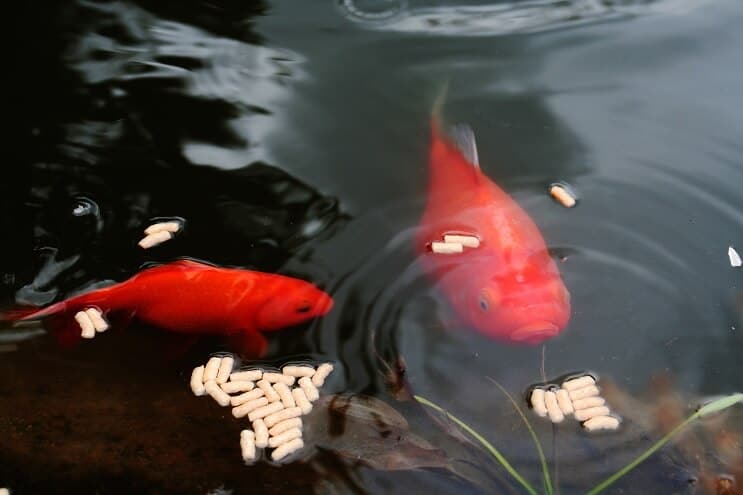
[415,394,540,495]
[487,377,553,495]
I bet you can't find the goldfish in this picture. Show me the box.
[415,110,571,344]
[1,259,334,356]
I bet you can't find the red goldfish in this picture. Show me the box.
[415,113,571,344]
[2,259,333,356]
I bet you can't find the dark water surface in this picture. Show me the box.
[3,0,743,494]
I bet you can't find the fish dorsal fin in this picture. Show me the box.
[449,124,480,169]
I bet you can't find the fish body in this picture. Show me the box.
[2,260,333,355]
[416,116,570,344]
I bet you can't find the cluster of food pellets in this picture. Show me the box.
[138,220,182,249]
[74,307,108,339]
[528,374,620,432]
[430,234,481,254]
[190,355,334,463]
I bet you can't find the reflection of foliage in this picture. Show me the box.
[414,389,743,495]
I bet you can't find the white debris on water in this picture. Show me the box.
[729,246,742,267]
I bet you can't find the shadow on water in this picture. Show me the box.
[3,0,743,494]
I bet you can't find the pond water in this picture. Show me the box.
[2,0,742,494]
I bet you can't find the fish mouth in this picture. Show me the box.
[510,322,560,343]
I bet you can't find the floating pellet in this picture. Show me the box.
[231,369,262,382]
[574,406,611,422]
[562,375,595,391]
[264,406,303,428]
[431,241,463,254]
[138,230,172,249]
[572,396,606,410]
[85,308,109,332]
[75,311,96,339]
[233,397,269,418]
[268,427,302,448]
[215,356,234,384]
[204,380,231,407]
[240,430,256,462]
[273,382,296,408]
[549,183,577,208]
[253,419,269,448]
[729,246,742,267]
[203,357,222,382]
[582,415,620,432]
[190,365,206,396]
[282,366,315,378]
[268,417,303,437]
[221,380,254,394]
[144,221,181,235]
[544,390,565,423]
[530,388,548,417]
[262,372,295,386]
[298,377,319,402]
[271,438,304,461]
[311,363,334,388]
[569,385,600,401]
[0,488,9,495]
[292,387,313,415]
[443,235,480,248]
[248,401,285,422]
[555,389,574,415]
[231,388,265,407]
[257,379,281,402]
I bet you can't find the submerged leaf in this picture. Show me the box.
[305,394,451,471]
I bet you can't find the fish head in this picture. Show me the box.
[452,256,571,344]
[255,280,334,331]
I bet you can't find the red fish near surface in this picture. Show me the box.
[416,112,571,344]
[2,259,333,356]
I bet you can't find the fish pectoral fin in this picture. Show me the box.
[229,330,268,359]
[449,124,480,168]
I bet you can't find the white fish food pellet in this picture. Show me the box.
[268,427,302,448]
[85,308,109,332]
[240,430,256,462]
[298,377,319,402]
[582,415,621,432]
[443,235,480,248]
[248,401,285,422]
[549,183,577,208]
[262,372,295,386]
[729,246,742,267]
[257,379,281,402]
[555,389,574,415]
[144,221,181,235]
[190,365,206,396]
[530,388,548,417]
[230,369,263,382]
[292,387,313,415]
[273,382,296,408]
[231,388,265,407]
[431,241,464,254]
[268,417,303,437]
[572,396,606,410]
[311,363,334,388]
[544,390,565,423]
[138,230,172,249]
[271,438,304,461]
[562,375,595,391]
[203,357,222,383]
[75,311,96,339]
[569,385,600,401]
[221,380,254,394]
[282,366,315,378]
[264,406,303,428]
[232,397,269,418]
[204,381,231,407]
[216,356,235,384]
[253,419,269,448]
[574,406,611,422]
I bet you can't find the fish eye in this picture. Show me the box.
[478,294,489,311]
[478,288,500,312]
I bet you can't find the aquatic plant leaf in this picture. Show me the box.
[697,393,743,418]
[306,394,451,471]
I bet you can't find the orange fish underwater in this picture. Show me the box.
[2,259,334,356]
[416,111,571,344]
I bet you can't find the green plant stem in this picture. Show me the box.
[487,377,553,495]
[414,394,540,495]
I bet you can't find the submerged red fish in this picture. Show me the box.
[416,113,571,344]
[2,259,334,356]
